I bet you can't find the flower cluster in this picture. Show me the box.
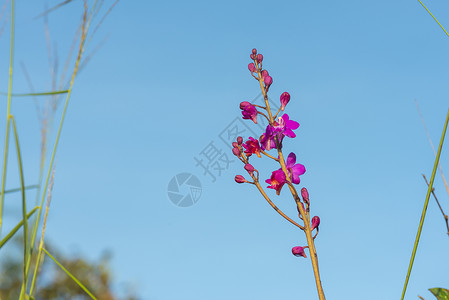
[232,48,322,261]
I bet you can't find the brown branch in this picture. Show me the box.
[423,174,449,235]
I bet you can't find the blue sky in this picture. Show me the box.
[1,0,449,299]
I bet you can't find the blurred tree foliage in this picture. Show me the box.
[0,236,138,300]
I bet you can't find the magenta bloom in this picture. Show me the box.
[243,137,261,157]
[235,175,247,183]
[285,152,306,184]
[273,114,299,138]
[259,125,276,151]
[265,169,286,195]
[311,216,320,231]
[240,101,258,124]
[280,92,290,111]
[301,187,309,205]
[292,246,307,258]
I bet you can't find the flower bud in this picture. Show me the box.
[248,63,256,73]
[234,175,247,183]
[292,246,307,258]
[256,54,263,62]
[240,101,251,110]
[237,136,243,145]
[252,48,257,55]
[244,163,255,175]
[261,70,269,79]
[264,75,273,88]
[250,53,255,60]
[232,142,238,148]
[232,147,240,156]
[240,102,258,124]
[280,92,290,111]
[311,216,320,231]
[301,187,309,205]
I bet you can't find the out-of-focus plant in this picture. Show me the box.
[0,235,139,300]
[0,1,118,299]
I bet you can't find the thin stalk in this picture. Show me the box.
[401,109,449,300]
[422,174,449,235]
[42,248,97,300]
[0,0,15,237]
[0,90,69,97]
[29,167,55,297]
[0,206,38,249]
[0,184,38,195]
[416,100,449,198]
[251,177,304,230]
[11,116,29,294]
[277,143,325,300]
[417,0,449,37]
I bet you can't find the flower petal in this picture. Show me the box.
[286,152,296,168]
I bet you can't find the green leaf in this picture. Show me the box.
[429,288,449,300]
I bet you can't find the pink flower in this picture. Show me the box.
[265,169,286,195]
[272,114,299,138]
[311,216,320,231]
[292,246,307,258]
[280,92,290,111]
[285,152,306,184]
[259,114,299,151]
[301,187,309,205]
[243,137,261,158]
[235,175,247,183]
[240,101,258,124]
[259,125,277,151]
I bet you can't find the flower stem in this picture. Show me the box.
[277,146,326,300]
[254,60,325,299]
[251,176,304,230]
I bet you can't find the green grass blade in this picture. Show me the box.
[0,185,39,195]
[401,109,449,300]
[0,206,38,249]
[11,116,29,292]
[0,0,15,238]
[0,90,69,97]
[417,0,449,37]
[42,248,97,300]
